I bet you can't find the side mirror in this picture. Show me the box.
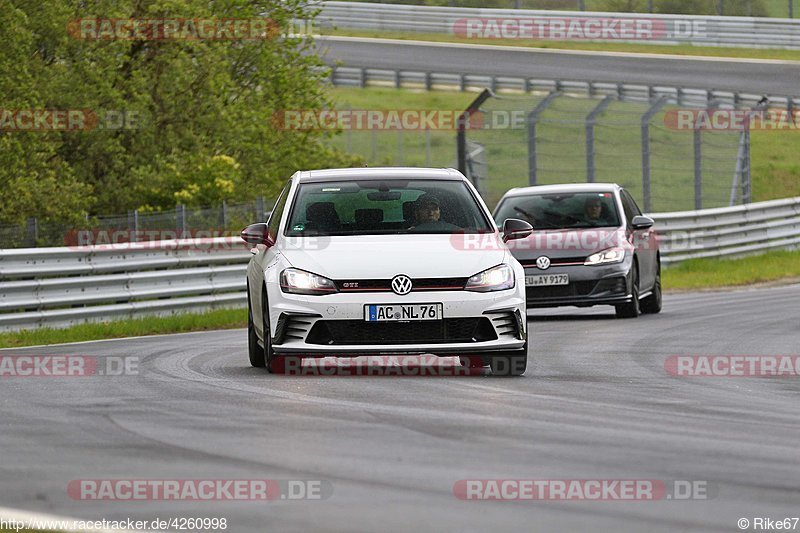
[502,218,533,243]
[631,215,654,230]
[241,223,273,247]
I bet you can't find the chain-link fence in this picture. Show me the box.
[463,91,747,212]
[1,199,272,249]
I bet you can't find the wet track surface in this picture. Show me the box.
[317,36,800,95]
[1,284,799,532]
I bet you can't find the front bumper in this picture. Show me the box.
[524,259,633,308]
[267,287,526,356]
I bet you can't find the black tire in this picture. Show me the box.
[262,287,285,374]
[615,264,640,319]
[490,342,528,376]
[247,286,266,368]
[640,261,662,314]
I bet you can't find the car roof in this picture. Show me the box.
[294,167,466,183]
[500,183,621,198]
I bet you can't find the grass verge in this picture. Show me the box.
[663,249,800,290]
[0,307,247,349]
[321,29,800,61]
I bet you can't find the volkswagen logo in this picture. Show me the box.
[536,256,551,270]
[391,275,413,295]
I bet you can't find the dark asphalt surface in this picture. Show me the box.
[1,284,799,532]
[317,36,800,96]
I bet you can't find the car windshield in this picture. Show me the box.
[284,179,493,236]
[495,191,621,229]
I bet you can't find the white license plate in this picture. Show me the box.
[526,274,569,287]
[365,303,443,322]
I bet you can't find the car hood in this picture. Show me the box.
[278,234,507,279]
[508,227,629,262]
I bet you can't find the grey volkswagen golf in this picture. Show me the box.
[493,183,661,318]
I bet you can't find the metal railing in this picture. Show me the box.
[1,196,798,331]
[319,1,800,49]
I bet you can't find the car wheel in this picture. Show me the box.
[615,264,640,319]
[490,342,528,376]
[262,286,286,374]
[641,262,662,314]
[459,356,489,368]
[248,286,266,368]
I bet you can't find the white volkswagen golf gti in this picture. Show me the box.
[241,167,533,375]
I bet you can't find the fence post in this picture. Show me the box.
[585,95,614,183]
[359,67,366,88]
[176,204,186,234]
[220,200,228,229]
[694,121,703,210]
[26,217,38,247]
[457,89,493,183]
[641,96,669,213]
[425,127,431,166]
[397,129,404,165]
[256,196,266,222]
[527,91,561,186]
[127,209,139,242]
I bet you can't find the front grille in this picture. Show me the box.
[526,276,627,300]
[527,280,598,299]
[306,318,496,345]
[334,277,467,292]
[520,256,586,268]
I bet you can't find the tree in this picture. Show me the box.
[0,0,360,227]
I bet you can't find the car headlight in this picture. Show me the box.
[585,247,625,266]
[464,264,515,292]
[280,268,337,295]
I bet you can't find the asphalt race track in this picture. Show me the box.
[1,284,799,532]
[317,36,800,95]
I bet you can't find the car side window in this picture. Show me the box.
[267,181,291,241]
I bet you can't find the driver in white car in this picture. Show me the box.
[411,193,459,231]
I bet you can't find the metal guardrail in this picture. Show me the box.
[652,196,800,263]
[319,1,800,49]
[329,66,800,110]
[1,196,798,331]
[0,238,251,331]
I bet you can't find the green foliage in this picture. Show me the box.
[0,0,360,226]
